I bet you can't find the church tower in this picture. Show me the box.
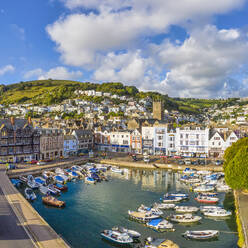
[153,101,164,121]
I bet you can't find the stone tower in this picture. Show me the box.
[153,101,164,121]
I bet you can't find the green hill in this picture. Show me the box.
[0,79,240,114]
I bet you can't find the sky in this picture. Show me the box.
[1,0,248,98]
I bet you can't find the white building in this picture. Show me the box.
[176,126,209,157]
[64,135,78,156]
[110,131,130,153]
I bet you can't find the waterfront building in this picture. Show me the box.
[63,135,78,157]
[39,128,64,160]
[0,117,40,162]
[166,128,177,156]
[109,130,130,153]
[130,129,142,154]
[72,129,94,153]
[154,125,167,155]
[142,126,154,155]
[94,128,111,152]
[175,126,209,157]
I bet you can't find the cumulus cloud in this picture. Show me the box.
[24,66,83,80]
[47,0,244,66]
[155,25,248,98]
[0,65,15,76]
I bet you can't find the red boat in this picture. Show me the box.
[195,196,219,204]
[54,183,68,192]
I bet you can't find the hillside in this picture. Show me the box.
[0,80,240,114]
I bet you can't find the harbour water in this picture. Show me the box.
[22,169,238,248]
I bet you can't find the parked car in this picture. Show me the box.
[174,155,182,159]
[178,160,185,165]
[30,160,38,164]
[37,161,46,166]
[184,159,191,165]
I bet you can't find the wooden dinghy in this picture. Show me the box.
[42,196,65,208]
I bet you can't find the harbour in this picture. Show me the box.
[15,165,238,248]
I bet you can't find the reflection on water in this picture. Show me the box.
[22,168,238,248]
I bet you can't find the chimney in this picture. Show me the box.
[28,116,32,125]
[10,117,15,125]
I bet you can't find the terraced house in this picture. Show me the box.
[0,117,40,162]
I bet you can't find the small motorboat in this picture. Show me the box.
[138,204,163,216]
[195,196,219,204]
[153,202,175,210]
[175,206,199,213]
[169,193,188,199]
[56,173,69,183]
[42,171,55,180]
[54,183,68,192]
[19,176,28,183]
[203,209,232,218]
[39,185,50,195]
[197,192,218,197]
[128,210,160,223]
[85,177,96,184]
[42,196,65,208]
[34,177,46,186]
[24,187,36,201]
[101,229,133,244]
[146,218,174,231]
[194,185,214,192]
[160,195,184,203]
[200,206,223,212]
[55,168,66,175]
[197,170,211,175]
[183,168,196,174]
[170,214,202,223]
[66,169,80,179]
[27,175,39,189]
[216,184,231,192]
[111,226,141,239]
[53,175,66,184]
[111,166,123,174]
[10,179,22,188]
[71,165,83,172]
[144,237,179,248]
[47,184,60,195]
[183,230,219,240]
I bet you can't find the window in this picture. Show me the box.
[158,142,163,147]
[218,142,221,146]
[158,136,163,140]
[123,140,128,145]
[214,137,220,140]
[196,141,199,146]
[180,134,183,138]
[186,141,188,145]
[186,134,189,139]
[121,135,124,138]
[113,135,115,138]
[196,134,199,139]
[212,142,214,145]
[180,141,183,145]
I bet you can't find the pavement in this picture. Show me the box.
[236,191,248,248]
[0,168,70,248]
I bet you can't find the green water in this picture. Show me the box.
[25,169,238,248]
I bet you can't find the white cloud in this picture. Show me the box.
[0,65,15,76]
[11,24,25,40]
[24,66,83,80]
[47,0,244,66]
[155,25,248,97]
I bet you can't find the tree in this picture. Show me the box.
[224,138,248,190]
[224,147,248,190]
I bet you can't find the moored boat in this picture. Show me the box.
[195,196,219,204]
[53,175,66,184]
[111,166,123,174]
[170,214,202,223]
[153,202,175,210]
[24,187,36,201]
[194,185,214,192]
[175,206,199,213]
[34,177,46,186]
[85,176,96,184]
[111,226,141,239]
[216,184,231,192]
[47,184,61,195]
[146,218,174,231]
[200,206,223,212]
[39,185,50,195]
[101,229,133,244]
[203,209,232,218]
[128,210,160,222]
[183,230,219,240]
[27,175,39,189]
[138,204,163,216]
[54,183,68,191]
[42,196,65,208]
[10,179,22,188]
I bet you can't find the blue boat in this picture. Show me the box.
[146,218,174,231]
[54,183,68,191]
[53,175,65,184]
[11,179,22,188]
[34,177,46,186]
[85,177,95,184]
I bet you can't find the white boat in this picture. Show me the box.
[138,204,163,216]
[27,175,39,189]
[111,166,123,174]
[195,196,219,204]
[153,202,175,210]
[85,177,96,184]
[204,209,232,218]
[175,206,199,213]
[128,210,160,222]
[34,176,46,186]
[183,168,196,174]
[183,230,219,240]
[53,175,66,184]
[197,170,211,175]
[216,184,231,192]
[200,206,223,212]
[170,214,202,223]
[57,173,69,182]
[42,171,55,180]
[39,185,50,195]
[24,187,36,201]
[111,226,141,239]
[146,218,174,231]
[71,165,83,171]
[194,185,214,192]
[101,229,133,244]
[47,184,60,195]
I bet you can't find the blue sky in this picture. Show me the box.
[1,0,248,98]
